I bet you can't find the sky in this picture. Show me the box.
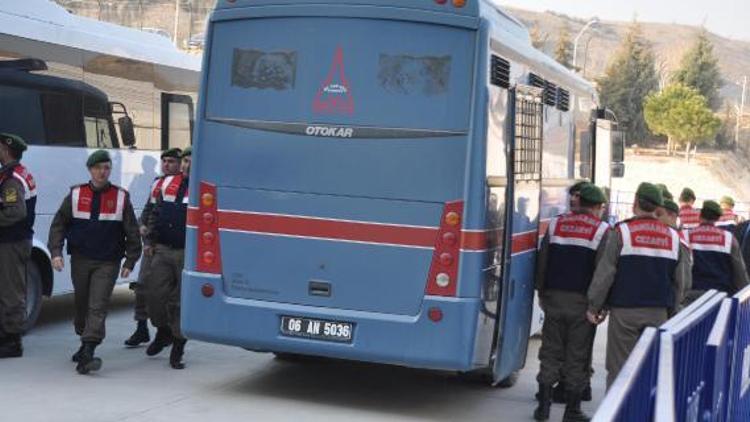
[497,0,750,42]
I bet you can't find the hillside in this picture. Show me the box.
[503,6,750,107]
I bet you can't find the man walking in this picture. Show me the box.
[124,148,182,347]
[587,183,690,387]
[684,200,748,304]
[145,147,191,369]
[534,184,610,422]
[48,150,142,374]
[0,134,36,358]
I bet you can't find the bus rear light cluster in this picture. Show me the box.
[434,0,467,7]
[196,181,222,274]
[425,201,463,297]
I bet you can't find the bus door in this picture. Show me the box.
[592,117,625,187]
[493,85,543,383]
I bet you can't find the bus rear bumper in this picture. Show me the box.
[181,271,482,371]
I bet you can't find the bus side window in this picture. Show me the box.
[0,84,46,144]
[41,92,85,147]
[161,93,194,150]
[84,96,116,149]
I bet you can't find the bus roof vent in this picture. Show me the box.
[528,73,545,90]
[557,88,570,111]
[0,59,48,72]
[543,81,557,106]
[490,55,510,89]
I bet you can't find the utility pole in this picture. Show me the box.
[736,76,747,151]
[572,18,599,70]
[173,0,180,47]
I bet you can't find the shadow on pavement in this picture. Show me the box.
[225,356,495,420]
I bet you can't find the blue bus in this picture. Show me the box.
[182,0,623,384]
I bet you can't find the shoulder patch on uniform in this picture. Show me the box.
[3,187,18,203]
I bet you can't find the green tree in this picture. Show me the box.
[554,26,573,69]
[644,84,721,160]
[530,25,549,52]
[673,31,723,110]
[597,21,659,144]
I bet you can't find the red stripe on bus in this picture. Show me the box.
[187,208,535,252]
[511,231,538,255]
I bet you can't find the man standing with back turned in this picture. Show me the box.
[0,134,36,358]
[587,183,690,387]
[684,200,748,304]
[534,184,610,422]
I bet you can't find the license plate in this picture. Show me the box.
[280,316,354,343]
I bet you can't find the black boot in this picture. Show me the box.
[124,320,151,347]
[0,334,23,358]
[581,383,592,402]
[75,342,102,375]
[552,382,567,403]
[562,391,590,422]
[71,342,85,362]
[169,339,186,370]
[146,327,173,356]
[533,383,553,421]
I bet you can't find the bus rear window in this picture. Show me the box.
[206,17,474,132]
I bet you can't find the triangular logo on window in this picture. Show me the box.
[313,46,354,115]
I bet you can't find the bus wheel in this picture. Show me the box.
[22,260,43,333]
[497,370,519,389]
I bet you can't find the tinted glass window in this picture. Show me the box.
[41,92,85,146]
[207,18,473,131]
[168,101,192,149]
[84,117,114,148]
[0,84,46,144]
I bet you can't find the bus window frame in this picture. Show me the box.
[161,93,195,150]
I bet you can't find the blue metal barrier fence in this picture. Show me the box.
[656,292,726,422]
[592,327,660,422]
[593,291,722,421]
[728,286,750,421]
[593,286,750,421]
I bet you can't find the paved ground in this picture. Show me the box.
[0,287,608,422]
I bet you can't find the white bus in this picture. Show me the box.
[0,0,201,329]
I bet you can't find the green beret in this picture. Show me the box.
[679,188,696,203]
[663,199,679,214]
[0,133,28,153]
[181,146,192,158]
[579,183,607,204]
[568,181,587,195]
[720,196,735,207]
[636,182,663,207]
[656,184,673,201]
[701,200,723,221]
[86,149,111,168]
[160,148,182,159]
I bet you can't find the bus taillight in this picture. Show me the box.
[452,0,467,7]
[196,181,222,274]
[425,201,463,297]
